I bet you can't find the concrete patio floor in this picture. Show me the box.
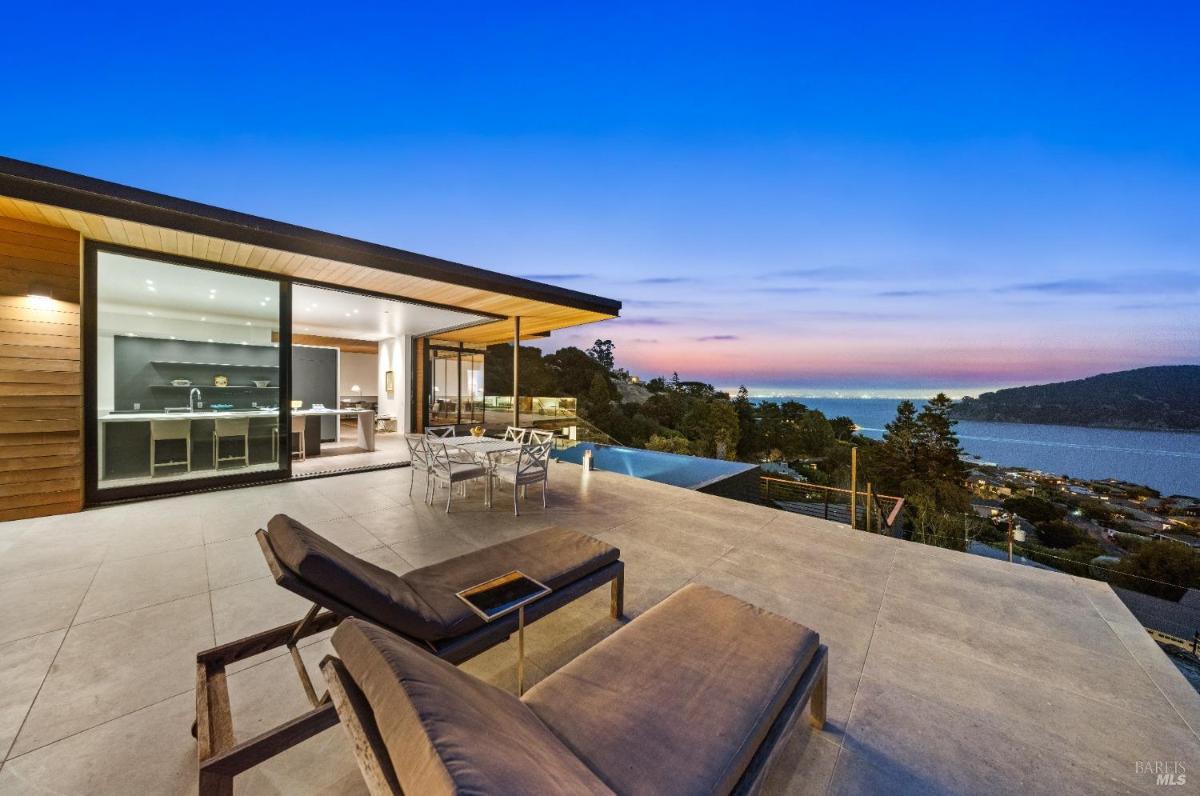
[0,461,1197,794]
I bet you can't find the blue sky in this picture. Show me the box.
[3,3,1197,395]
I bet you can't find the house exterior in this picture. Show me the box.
[0,157,620,519]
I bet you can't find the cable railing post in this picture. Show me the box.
[849,447,858,529]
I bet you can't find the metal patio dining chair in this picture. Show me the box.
[527,429,554,445]
[402,433,433,500]
[502,425,527,443]
[426,425,455,438]
[490,439,553,515]
[426,440,487,512]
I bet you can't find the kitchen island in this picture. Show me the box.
[98,408,375,481]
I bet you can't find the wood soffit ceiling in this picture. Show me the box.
[0,158,619,345]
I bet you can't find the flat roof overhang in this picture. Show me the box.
[0,156,620,344]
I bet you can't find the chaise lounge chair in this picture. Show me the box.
[194,514,625,795]
[321,583,828,795]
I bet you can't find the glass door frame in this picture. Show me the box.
[82,241,294,505]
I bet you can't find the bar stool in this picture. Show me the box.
[213,417,251,470]
[290,413,307,463]
[150,419,192,476]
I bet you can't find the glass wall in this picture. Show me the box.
[428,347,460,425]
[94,250,285,492]
[462,351,485,423]
[427,344,486,426]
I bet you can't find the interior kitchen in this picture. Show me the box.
[93,248,488,493]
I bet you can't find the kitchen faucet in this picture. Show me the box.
[189,387,202,411]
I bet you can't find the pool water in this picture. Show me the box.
[552,442,757,490]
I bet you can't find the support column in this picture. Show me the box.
[512,317,520,427]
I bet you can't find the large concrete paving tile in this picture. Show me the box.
[0,534,107,582]
[757,728,841,796]
[205,534,270,590]
[875,591,1175,720]
[385,530,485,570]
[711,547,886,620]
[0,566,95,646]
[0,631,64,761]
[860,626,1199,792]
[0,692,196,796]
[832,674,1135,795]
[75,546,208,624]
[886,547,1126,657]
[211,576,309,646]
[10,594,212,756]
[103,511,204,561]
[296,516,383,553]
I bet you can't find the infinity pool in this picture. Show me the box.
[552,442,757,490]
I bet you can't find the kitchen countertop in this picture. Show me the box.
[99,408,374,422]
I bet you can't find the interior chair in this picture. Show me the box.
[288,415,307,460]
[213,417,250,470]
[491,439,553,515]
[150,418,191,476]
[427,440,486,512]
[402,433,432,499]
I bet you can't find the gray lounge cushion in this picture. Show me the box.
[523,583,819,795]
[266,514,618,642]
[333,617,613,795]
[402,526,618,640]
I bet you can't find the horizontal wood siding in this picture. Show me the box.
[0,218,82,520]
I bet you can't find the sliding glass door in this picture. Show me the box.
[88,246,289,501]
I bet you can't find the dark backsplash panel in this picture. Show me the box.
[113,336,280,411]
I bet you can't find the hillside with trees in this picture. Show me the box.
[949,366,1200,431]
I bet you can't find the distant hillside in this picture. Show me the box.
[950,366,1200,432]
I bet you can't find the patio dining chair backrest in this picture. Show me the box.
[527,429,554,445]
[426,425,455,438]
[503,426,527,443]
[403,433,432,471]
[514,440,553,484]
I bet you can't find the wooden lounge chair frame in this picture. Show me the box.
[194,529,625,796]
[319,643,828,796]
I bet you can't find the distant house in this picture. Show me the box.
[1114,587,1200,650]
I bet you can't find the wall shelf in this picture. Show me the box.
[149,384,279,390]
[150,360,279,369]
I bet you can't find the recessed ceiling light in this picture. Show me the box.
[200,317,207,321]
[126,332,136,337]
[344,312,351,317]
[147,285,156,292]
[207,338,214,342]
[352,309,359,314]
[245,321,252,326]
[209,294,215,299]
[240,341,248,345]
[145,279,154,285]
[264,296,271,302]
[146,311,154,316]
[169,335,176,340]
[259,301,267,307]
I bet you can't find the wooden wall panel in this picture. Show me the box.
[413,338,426,433]
[0,217,82,521]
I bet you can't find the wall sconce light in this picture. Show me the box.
[27,282,55,309]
